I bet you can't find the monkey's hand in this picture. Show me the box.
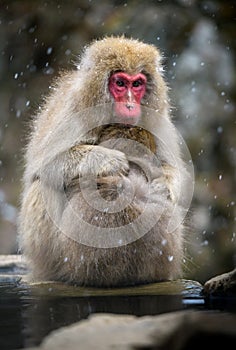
[71,145,129,179]
[39,145,129,191]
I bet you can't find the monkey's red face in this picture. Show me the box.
[109,72,147,123]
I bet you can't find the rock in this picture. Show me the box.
[0,254,27,272]
[20,310,236,350]
[203,268,236,296]
[26,278,203,299]
[0,254,28,284]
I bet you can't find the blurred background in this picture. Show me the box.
[0,0,235,283]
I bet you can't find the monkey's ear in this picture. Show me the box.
[76,42,97,72]
[155,55,166,76]
[77,51,93,72]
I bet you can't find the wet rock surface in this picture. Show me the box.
[203,268,236,296]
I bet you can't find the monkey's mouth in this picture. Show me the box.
[113,102,141,124]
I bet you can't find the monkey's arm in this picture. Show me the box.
[127,156,180,204]
[37,144,129,191]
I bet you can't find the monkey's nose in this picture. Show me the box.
[126,103,135,110]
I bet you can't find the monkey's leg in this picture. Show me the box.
[19,180,58,280]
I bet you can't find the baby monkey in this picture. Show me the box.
[19,36,188,287]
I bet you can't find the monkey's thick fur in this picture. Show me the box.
[19,37,187,287]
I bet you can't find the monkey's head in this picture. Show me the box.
[78,36,169,124]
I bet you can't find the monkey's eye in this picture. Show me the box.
[116,80,125,87]
[132,80,143,87]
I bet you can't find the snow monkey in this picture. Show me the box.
[18,36,189,287]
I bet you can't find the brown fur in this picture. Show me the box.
[18,36,186,286]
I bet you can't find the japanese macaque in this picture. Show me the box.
[18,36,190,287]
